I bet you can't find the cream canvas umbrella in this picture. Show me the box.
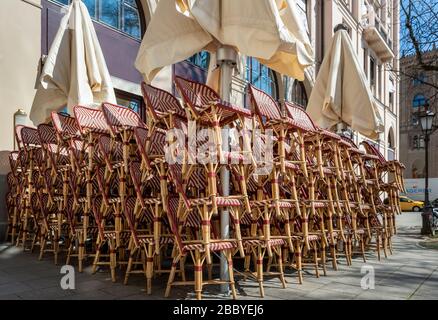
[306,25,383,139]
[30,0,116,125]
[135,0,314,85]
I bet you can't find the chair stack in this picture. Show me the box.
[4,77,405,299]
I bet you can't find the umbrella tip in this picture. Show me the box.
[334,23,349,33]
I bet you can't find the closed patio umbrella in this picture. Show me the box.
[306,25,383,139]
[30,0,116,125]
[135,0,314,84]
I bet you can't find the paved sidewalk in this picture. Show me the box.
[0,212,437,300]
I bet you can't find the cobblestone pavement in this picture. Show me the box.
[0,212,437,300]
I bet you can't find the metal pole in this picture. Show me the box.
[216,45,237,294]
[421,132,433,235]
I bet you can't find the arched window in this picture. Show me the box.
[413,73,426,86]
[245,57,278,99]
[284,77,308,107]
[388,128,395,149]
[54,0,142,39]
[187,51,210,70]
[413,94,427,108]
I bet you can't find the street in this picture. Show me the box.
[0,212,437,300]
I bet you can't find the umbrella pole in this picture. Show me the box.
[217,46,237,295]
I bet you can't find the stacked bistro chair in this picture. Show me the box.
[5,75,404,300]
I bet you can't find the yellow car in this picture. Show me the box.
[398,196,424,212]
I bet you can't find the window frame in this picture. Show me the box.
[50,0,144,40]
[114,88,146,121]
[245,57,279,100]
[412,94,427,108]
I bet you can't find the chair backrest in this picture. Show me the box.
[9,151,20,174]
[284,101,317,132]
[248,84,282,122]
[101,102,145,135]
[129,161,161,204]
[73,106,109,135]
[51,112,81,139]
[361,140,386,164]
[174,76,220,117]
[98,135,123,167]
[37,123,58,145]
[168,164,207,200]
[21,126,41,151]
[15,125,25,150]
[166,196,186,252]
[92,196,107,240]
[134,126,166,160]
[141,82,186,121]
[123,196,141,247]
[6,172,15,190]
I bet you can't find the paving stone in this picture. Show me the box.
[16,286,76,300]
[0,281,32,296]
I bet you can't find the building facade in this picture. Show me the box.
[399,49,438,179]
[0,0,400,235]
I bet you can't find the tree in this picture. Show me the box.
[399,0,438,90]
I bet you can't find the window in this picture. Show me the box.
[284,77,308,108]
[286,80,307,108]
[53,0,141,39]
[370,57,376,94]
[377,63,382,99]
[115,89,144,118]
[411,115,419,126]
[363,49,368,76]
[412,94,427,108]
[413,73,426,86]
[389,92,394,109]
[187,51,210,70]
[246,57,277,99]
[389,77,395,110]
[296,0,309,36]
[419,135,425,148]
[412,134,425,149]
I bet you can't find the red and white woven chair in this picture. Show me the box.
[142,82,187,130]
[164,197,238,300]
[174,76,253,164]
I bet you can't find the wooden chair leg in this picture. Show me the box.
[194,250,203,300]
[145,244,154,295]
[320,242,327,276]
[110,240,117,283]
[226,250,237,299]
[360,236,367,263]
[313,242,320,278]
[92,242,102,274]
[39,236,46,260]
[54,235,59,265]
[277,247,286,288]
[256,248,264,298]
[124,247,137,285]
[376,234,381,261]
[330,243,338,270]
[296,243,303,284]
[165,254,180,298]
